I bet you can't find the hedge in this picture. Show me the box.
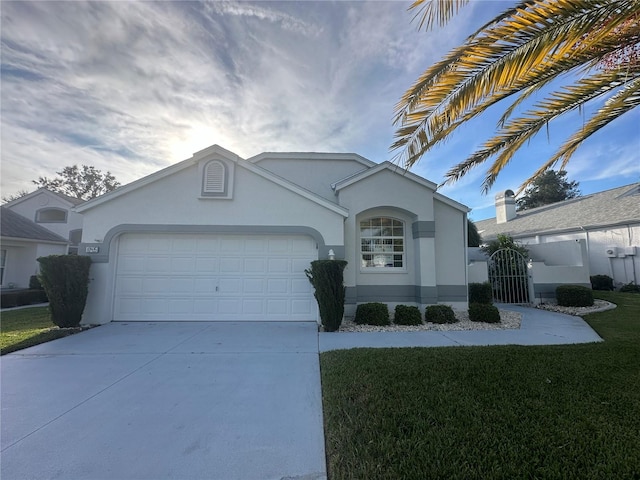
[556,285,594,307]
[354,303,390,326]
[394,305,422,325]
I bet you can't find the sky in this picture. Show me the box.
[1,0,638,220]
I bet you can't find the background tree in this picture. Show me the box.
[393,0,640,193]
[33,165,120,200]
[516,170,580,211]
[467,218,481,247]
[2,190,31,203]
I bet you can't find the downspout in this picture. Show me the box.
[464,213,469,305]
[628,224,637,285]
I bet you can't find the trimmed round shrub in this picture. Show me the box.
[394,305,422,325]
[556,285,594,307]
[590,275,614,291]
[468,303,500,323]
[425,304,457,324]
[355,303,390,326]
[305,260,348,332]
[619,282,640,294]
[468,282,492,304]
[29,275,44,290]
[37,255,92,328]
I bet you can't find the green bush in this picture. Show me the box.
[556,285,594,307]
[354,303,390,326]
[619,282,640,294]
[468,303,501,323]
[37,255,92,328]
[0,290,48,308]
[468,282,493,304]
[29,275,44,290]
[590,275,614,291]
[305,260,348,332]
[425,305,457,324]
[394,305,422,325]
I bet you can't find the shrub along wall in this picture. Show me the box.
[305,260,348,332]
[37,255,92,328]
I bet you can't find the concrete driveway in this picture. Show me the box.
[1,322,326,480]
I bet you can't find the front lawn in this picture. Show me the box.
[320,292,640,479]
[1,307,80,355]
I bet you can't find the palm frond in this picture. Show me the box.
[409,0,469,30]
[394,0,640,183]
[449,69,640,192]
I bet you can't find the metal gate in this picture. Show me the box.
[488,248,531,304]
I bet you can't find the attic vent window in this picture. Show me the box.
[202,160,227,196]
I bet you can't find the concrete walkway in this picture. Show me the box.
[1,322,326,480]
[319,306,604,352]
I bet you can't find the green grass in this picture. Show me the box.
[1,307,80,355]
[320,292,640,479]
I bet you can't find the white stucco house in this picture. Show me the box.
[475,183,640,288]
[1,207,69,288]
[3,188,85,254]
[76,144,470,325]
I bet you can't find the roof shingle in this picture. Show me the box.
[1,207,69,243]
[475,183,640,239]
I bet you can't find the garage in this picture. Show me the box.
[113,233,318,321]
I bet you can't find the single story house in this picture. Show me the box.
[1,207,69,288]
[77,144,470,325]
[3,188,85,254]
[475,183,640,287]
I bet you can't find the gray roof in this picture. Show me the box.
[0,207,68,243]
[475,183,640,239]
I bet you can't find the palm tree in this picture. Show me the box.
[393,0,640,193]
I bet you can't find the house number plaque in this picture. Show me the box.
[85,246,100,254]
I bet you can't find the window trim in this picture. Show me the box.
[35,207,68,223]
[0,249,6,285]
[359,216,406,272]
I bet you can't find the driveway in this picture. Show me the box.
[1,322,326,480]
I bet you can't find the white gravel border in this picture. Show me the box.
[336,299,617,333]
[339,308,522,333]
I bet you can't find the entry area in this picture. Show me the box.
[113,233,318,321]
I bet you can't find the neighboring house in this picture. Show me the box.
[76,144,470,325]
[475,183,640,287]
[0,207,68,288]
[3,188,84,254]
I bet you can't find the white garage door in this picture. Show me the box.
[113,233,318,321]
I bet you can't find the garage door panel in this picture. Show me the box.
[114,233,318,321]
[267,238,288,253]
[267,279,288,294]
[195,257,218,273]
[292,258,312,272]
[169,299,193,314]
[267,258,289,273]
[267,299,288,315]
[244,258,265,273]
[142,277,171,293]
[146,257,171,273]
[220,257,242,273]
[291,278,312,294]
[194,278,216,293]
[292,299,314,315]
[118,256,145,273]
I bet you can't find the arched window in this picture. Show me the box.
[35,208,67,223]
[202,160,226,195]
[360,217,404,268]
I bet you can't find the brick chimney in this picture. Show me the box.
[495,190,516,224]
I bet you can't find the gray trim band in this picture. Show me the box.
[532,283,591,298]
[345,284,467,304]
[80,224,332,263]
[412,221,435,239]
